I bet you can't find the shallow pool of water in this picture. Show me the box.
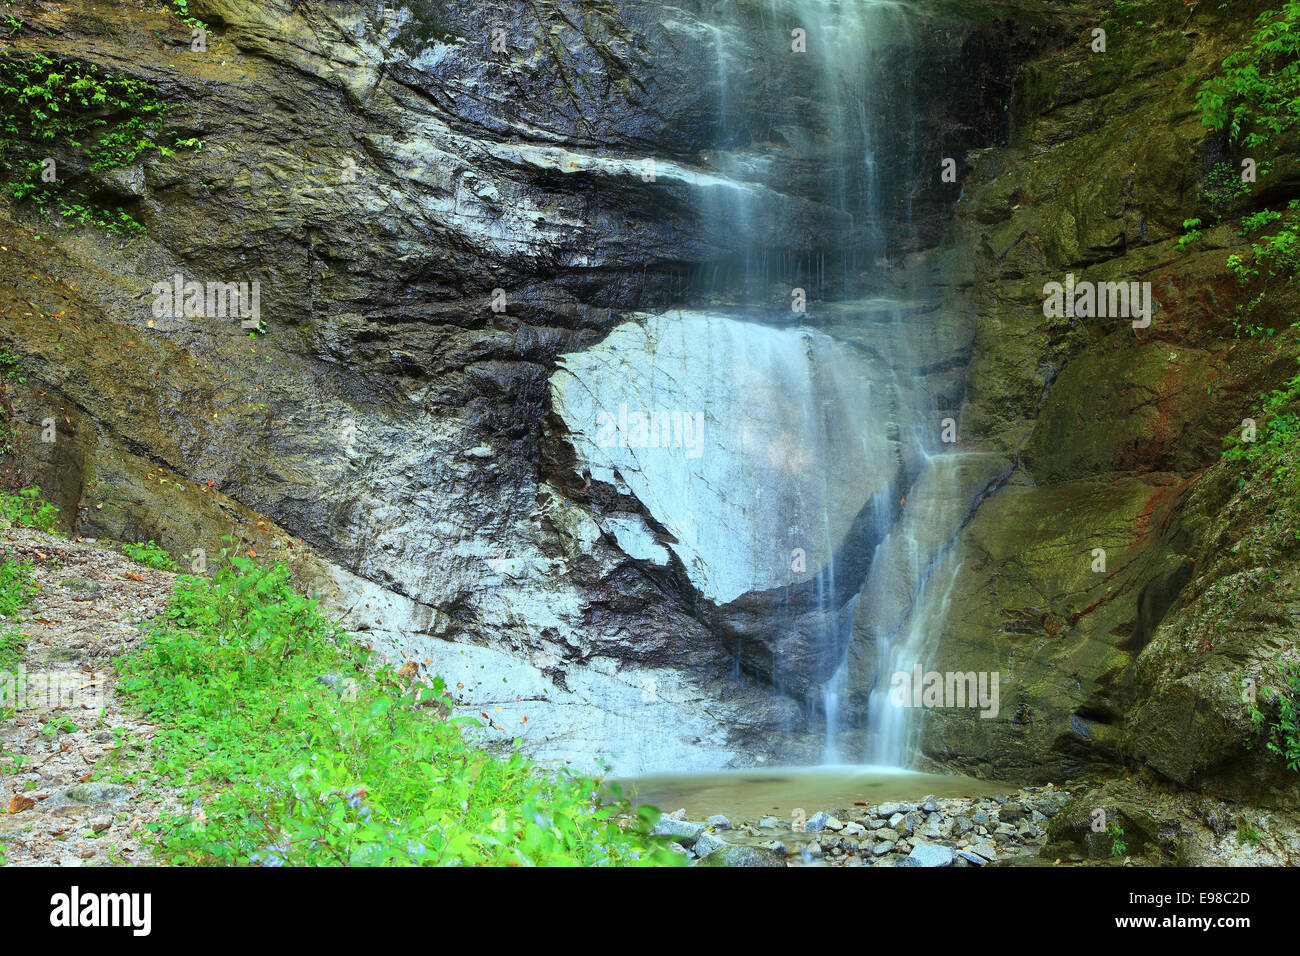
[615,765,1018,821]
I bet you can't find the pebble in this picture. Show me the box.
[805,811,832,832]
[652,817,707,847]
[904,844,955,867]
[693,831,728,858]
[643,783,1077,869]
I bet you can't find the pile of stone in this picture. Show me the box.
[653,785,1075,867]
[651,812,786,867]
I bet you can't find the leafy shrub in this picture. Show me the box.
[1248,661,1300,772]
[117,554,679,866]
[1107,821,1127,857]
[1198,1,1300,150]
[0,553,36,619]
[0,487,59,533]
[1221,363,1300,488]
[170,0,206,30]
[121,540,178,571]
[1224,202,1300,298]
[1241,209,1283,234]
[1252,227,1300,277]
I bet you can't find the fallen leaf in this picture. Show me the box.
[8,794,36,814]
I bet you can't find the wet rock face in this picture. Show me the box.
[550,311,900,608]
[1,0,1059,772]
[914,4,1300,800]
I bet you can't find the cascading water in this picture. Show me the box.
[693,0,961,766]
[553,0,989,771]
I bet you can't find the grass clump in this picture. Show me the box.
[117,553,679,867]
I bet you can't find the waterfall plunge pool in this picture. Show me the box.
[614,765,1019,822]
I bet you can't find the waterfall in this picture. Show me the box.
[554,0,986,769]
[695,0,950,765]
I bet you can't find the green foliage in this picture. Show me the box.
[1106,0,1150,27]
[1225,201,1300,325]
[0,487,60,533]
[1177,217,1203,248]
[117,554,680,866]
[170,0,206,31]
[0,626,23,668]
[121,540,178,571]
[1241,208,1283,234]
[0,345,24,383]
[1238,820,1263,844]
[1222,359,1300,486]
[1198,1,1300,149]
[1251,227,1300,277]
[1226,252,1259,285]
[1200,162,1251,218]
[1248,661,1300,772]
[0,552,36,619]
[0,50,198,236]
[1106,821,1127,857]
